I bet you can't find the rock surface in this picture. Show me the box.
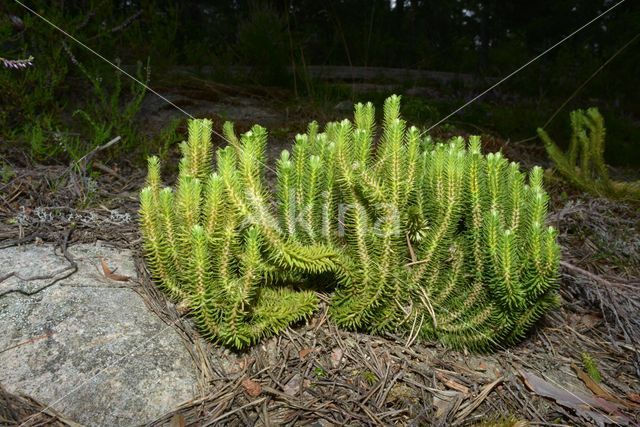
[0,242,199,426]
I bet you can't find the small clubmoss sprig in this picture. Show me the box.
[582,352,602,383]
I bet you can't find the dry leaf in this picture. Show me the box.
[573,364,608,399]
[299,348,314,360]
[628,393,640,404]
[579,313,602,329]
[241,378,262,397]
[519,369,632,426]
[100,257,130,282]
[572,364,640,410]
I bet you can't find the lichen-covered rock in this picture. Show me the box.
[0,242,199,426]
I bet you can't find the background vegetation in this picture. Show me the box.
[1,0,639,166]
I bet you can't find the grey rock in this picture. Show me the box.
[0,242,199,426]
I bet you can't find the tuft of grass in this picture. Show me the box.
[0,2,179,166]
[72,58,150,157]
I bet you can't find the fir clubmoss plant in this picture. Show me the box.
[140,96,560,351]
[537,108,640,201]
[140,119,319,349]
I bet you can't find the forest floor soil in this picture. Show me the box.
[0,87,638,426]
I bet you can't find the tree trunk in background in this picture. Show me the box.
[479,1,489,73]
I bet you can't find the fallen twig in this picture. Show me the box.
[560,260,635,288]
[454,377,503,424]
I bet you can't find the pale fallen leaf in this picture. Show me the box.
[100,257,130,282]
[283,373,307,396]
[241,378,262,397]
[330,347,343,368]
